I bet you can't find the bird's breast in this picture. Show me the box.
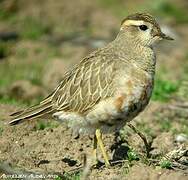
[83,70,154,134]
[114,71,154,119]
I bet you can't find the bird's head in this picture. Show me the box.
[120,13,173,46]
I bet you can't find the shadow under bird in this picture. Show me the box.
[9,13,173,167]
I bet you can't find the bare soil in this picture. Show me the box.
[0,102,187,179]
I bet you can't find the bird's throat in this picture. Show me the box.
[113,33,156,75]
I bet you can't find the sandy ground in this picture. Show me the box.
[0,102,187,179]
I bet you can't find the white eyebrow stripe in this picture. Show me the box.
[122,20,145,26]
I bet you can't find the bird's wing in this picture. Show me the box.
[49,52,116,113]
[9,49,119,125]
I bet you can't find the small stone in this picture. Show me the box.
[175,134,188,143]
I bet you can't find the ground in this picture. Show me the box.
[0,0,188,179]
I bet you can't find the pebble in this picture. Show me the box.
[175,134,188,143]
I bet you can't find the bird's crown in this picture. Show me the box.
[120,13,173,41]
[121,13,158,27]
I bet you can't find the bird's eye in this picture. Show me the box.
[139,25,148,31]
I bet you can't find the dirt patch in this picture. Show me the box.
[151,132,174,157]
[0,103,187,179]
[126,163,188,180]
[0,104,116,173]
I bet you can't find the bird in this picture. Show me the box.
[9,13,173,167]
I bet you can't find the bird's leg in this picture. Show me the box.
[95,129,110,167]
[128,123,150,158]
[93,134,97,164]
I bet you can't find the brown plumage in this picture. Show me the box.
[10,50,116,125]
[9,12,173,130]
[121,13,159,26]
[9,13,173,166]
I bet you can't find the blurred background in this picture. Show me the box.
[0,0,188,178]
[0,0,188,106]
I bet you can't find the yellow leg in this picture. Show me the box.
[95,129,110,167]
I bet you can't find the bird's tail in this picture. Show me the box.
[9,100,54,125]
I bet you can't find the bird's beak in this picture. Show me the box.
[160,32,174,40]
